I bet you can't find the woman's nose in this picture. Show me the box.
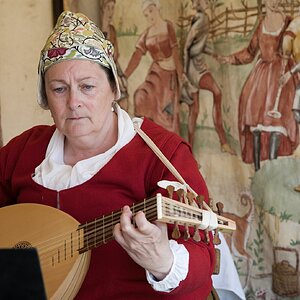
[67,89,81,109]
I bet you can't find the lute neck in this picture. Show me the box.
[75,193,235,254]
[77,197,158,254]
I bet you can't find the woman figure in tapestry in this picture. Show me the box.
[182,0,235,155]
[279,13,300,192]
[124,0,182,134]
[100,0,129,111]
[218,0,299,171]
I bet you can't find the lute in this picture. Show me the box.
[0,193,235,299]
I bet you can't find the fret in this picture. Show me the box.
[102,216,106,244]
[94,219,97,248]
[132,203,136,227]
[85,223,89,251]
[64,240,67,261]
[77,228,83,254]
[71,232,74,257]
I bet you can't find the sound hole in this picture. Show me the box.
[14,241,32,249]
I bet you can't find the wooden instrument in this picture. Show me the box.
[0,194,235,299]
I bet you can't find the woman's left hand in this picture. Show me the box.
[113,205,174,280]
[279,71,292,87]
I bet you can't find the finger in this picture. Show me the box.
[154,221,169,238]
[119,206,133,231]
[114,206,133,246]
[119,206,143,240]
[154,221,168,232]
[113,223,127,247]
[134,211,157,235]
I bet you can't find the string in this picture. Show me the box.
[36,198,159,266]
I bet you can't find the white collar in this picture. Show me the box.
[33,105,140,191]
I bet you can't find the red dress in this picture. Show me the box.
[230,18,299,163]
[133,21,180,134]
[0,118,214,299]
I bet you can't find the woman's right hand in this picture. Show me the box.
[113,206,173,281]
[215,55,233,64]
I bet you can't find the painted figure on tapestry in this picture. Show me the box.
[222,191,254,289]
[218,0,299,171]
[280,13,300,191]
[182,0,235,155]
[124,0,183,134]
[99,0,129,110]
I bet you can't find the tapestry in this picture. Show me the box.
[62,0,300,298]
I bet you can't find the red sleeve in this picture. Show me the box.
[230,20,261,65]
[135,29,148,55]
[0,142,16,207]
[167,21,178,49]
[0,126,53,207]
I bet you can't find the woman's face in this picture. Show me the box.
[192,0,208,10]
[264,0,281,11]
[143,4,160,25]
[45,60,116,139]
[103,1,115,23]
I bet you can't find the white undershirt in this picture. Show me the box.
[32,105,188,292]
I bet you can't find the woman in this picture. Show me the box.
[100,0,129,111]
[182,0,235,155]
[280,14,300,192]
[219,0,299,171]
[0,11,215,299]
[124,0,183,134]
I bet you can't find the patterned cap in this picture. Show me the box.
[37,11,120,109]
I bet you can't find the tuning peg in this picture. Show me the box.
[192,225,201,242]
[213,229,221,245]
[209,198,214,210]
[183,224,190,241]
[195,195,204,209]
[216,202,224,215]
[183,193,189,205]
[177,189,184,203]
[166,185,174,199]
[171,222,181,239]
[186,192,195,205]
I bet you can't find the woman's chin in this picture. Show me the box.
[63,127,91,139]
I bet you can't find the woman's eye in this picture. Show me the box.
[81,84,94,91]
[53,87,65,93]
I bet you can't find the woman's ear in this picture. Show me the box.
[111,100,117,112]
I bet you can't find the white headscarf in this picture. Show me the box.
[142,0,160,11]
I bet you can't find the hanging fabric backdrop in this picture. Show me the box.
[63,0,300,298]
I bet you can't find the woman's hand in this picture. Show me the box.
[215,54,233,64]
[182,73,189,85]
[279,71,292,87]
[113,206,173,280]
